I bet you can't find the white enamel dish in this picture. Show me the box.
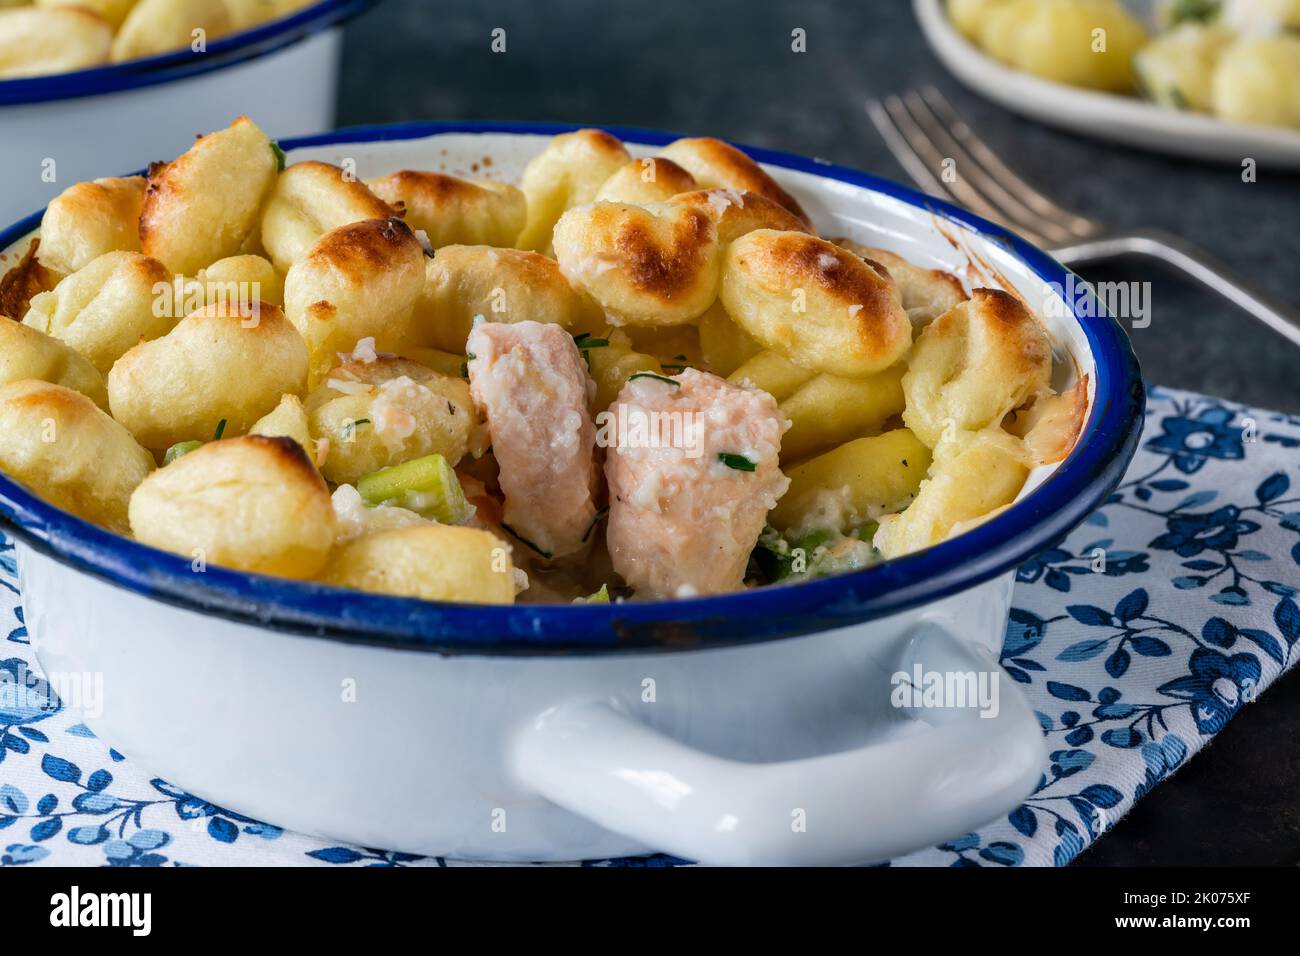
[0,0,376,224]
[0,123,1145,866]
[915,0,1300,169]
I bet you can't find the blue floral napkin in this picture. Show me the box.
[2,385,1298,868]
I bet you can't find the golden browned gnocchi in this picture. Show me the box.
[901,288,1053,449]
[594,157,698,206]
[304,356,478,486]
[37,177,146,276]
[832,238,967,327]
[320,525,517,604]
[553,201,721,326]
[720,230,911,378]
[283,217,426,386]
[367,171,527,249]
[0,319,108,409]
[22,251,173,375]
[412,244,594,353]
[516,128,632,252]
[139,116,279,276]
[659,137,812,230]
[0,379,153,533]
[0,117,1090,604]
[261,161,400,273]
[107,300,308,450]
[0,7,112,79]
[669,189,813,245]
[129,435,336,578]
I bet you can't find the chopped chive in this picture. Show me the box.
[718,452,756,472]
[584,584,610,604]
[581,508,609,544]
[500,521,553,560]
[627,372,679,387]
[270,141,286,172]
[163,440,203,465]
[212,418,227,440]
[461,352,476,378]
[574,337,609,350]
[659,363,687,373]
[673,354,687,361]
[855,520,880,544]
[342,418,370,438]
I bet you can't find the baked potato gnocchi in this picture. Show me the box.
[0,119,1087,606]
[950,0,1300,129]
[106,299,308,450]
[22,250,172,375]
[129,434,336,578]
[0,0,318,77]
[282,216,425,386]
[0,379,152,533]
[37,176,146,276]
[139,116,279,276]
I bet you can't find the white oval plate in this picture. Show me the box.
[914,0,1300,168]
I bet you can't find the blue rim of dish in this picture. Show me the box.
[0,0,376,107]
[0,120,1145,657]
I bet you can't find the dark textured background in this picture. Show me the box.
[336,0,1300,865]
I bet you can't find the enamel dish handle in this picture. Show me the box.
[512,625,1046,866]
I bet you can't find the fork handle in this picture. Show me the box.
[1052,228,1300,350]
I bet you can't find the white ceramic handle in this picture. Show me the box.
[512,624,1047,865]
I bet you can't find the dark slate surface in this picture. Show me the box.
[336,0,1300,865]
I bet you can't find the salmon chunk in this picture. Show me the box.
[467,320,600,560]
[604,367,789,597]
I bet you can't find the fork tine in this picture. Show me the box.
[865,99,957,203]
[919,86,1100,238]
[901,90,1075,245]
[872,95,1054,247]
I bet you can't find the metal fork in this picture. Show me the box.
[867,86,1300,349]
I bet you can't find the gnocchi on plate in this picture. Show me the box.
[0,118,1087,606]
[949,0,1300,129]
